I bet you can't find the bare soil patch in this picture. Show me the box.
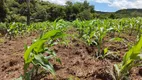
[0,32,142,80]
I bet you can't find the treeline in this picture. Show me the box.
[1,0,142,23]
[0,0,95,23]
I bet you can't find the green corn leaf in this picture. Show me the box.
[104,48,108,54]
[123,49,133,65]
[41,30,61,40]
[34,54,45,65]
[121,60,133,73]
[42,62,55,75]
[130,37,142,59]
[33,40,45,54]
[109,37,124,42]
[24,30,62,63]
[123,36,142,65]
[44,55,53,60]
[34,54,55,75]
[114,64,120,77]
[24,40,45,63]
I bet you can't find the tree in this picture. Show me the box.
[77,9,93,20]
[109,14,116,19]
[0,0,96,22]
[65,1,74,21]
[0,0,7,22]
[83,0,89,9]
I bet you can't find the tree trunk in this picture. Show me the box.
[27,0,30,25]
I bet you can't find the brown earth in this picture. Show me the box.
[0,32,142,80]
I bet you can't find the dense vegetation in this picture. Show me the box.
[0,0,95,23]
[1,0,142,23]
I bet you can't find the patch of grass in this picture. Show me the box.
[0,38,5,43]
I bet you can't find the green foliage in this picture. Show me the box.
[109,14,116,19]
[73,19,112,56]
[73,18,142,58]
[5,22,27,39]
[0,0,95,22]
[23,30,65,80]
[0,19,70,40]
[96,9,142,19]
[77,10,93,20]
[113,36,142,80]
[1,0,142,22]
[115,9,142,18]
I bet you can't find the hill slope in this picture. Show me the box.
[115,9,142,17]
[96,9,142,18]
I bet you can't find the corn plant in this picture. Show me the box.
[73,19,115,57]
[5,22,27,39]
[72,19,84,38]
[93,26,112,57]
[21,30,64,80]
[85,20,113,57]
[111,36,142,80]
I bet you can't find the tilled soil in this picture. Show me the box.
[0,34,37,80]
[0,33,142,80]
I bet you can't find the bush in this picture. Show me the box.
[77,10,93,20]
[0,23,7,36]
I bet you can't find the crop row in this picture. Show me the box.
[0,18,142,80]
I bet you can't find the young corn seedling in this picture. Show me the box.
[73,19,85,38]
[91,26,111,57]
[112,36,142,80]
[20,30,64,80]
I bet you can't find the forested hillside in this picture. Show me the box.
[96,9,142,19]
[115,9,142,18]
